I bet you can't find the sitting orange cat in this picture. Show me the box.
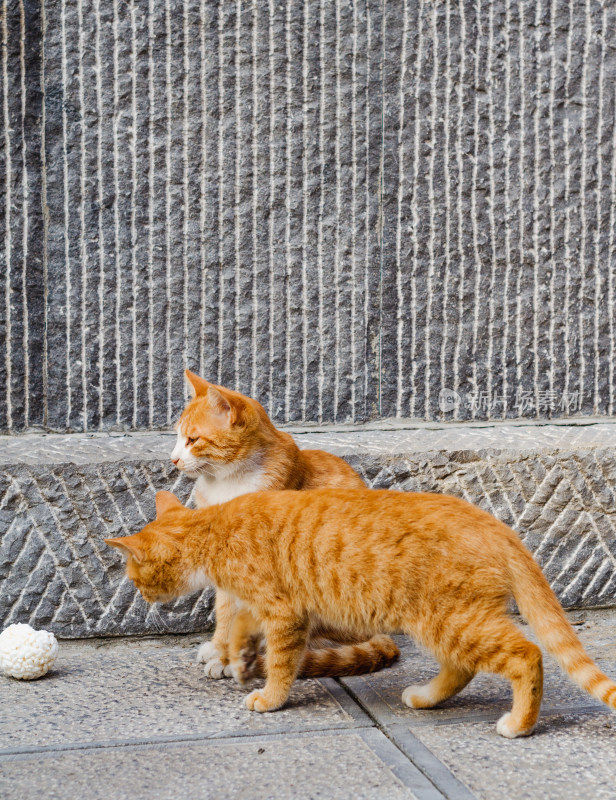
[107,488,616,738]
[170,370,398,679]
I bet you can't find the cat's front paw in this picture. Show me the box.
[203,658,233,679]
[196,640,219,664]
[245,690,277,712]
[230,658,248,685]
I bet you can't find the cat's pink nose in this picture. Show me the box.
[171,457,179,466]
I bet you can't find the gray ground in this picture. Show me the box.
[2,610,615,800]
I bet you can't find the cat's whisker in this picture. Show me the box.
[156,605,171,633]
[145,603,159,632]
[148,603,170,634]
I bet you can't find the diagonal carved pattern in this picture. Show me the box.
[0,462,208,637]
[2,445,616,637]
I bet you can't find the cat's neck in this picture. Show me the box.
[193,428,304,506]
[194,450,268,506]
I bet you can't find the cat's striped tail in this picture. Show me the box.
[509,543,616,708]
[251,635,400,679]
[299,635,400,678]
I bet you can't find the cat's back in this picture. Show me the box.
[229,486,513,553]
[263,428,364,491]
[293,449,365,490]
[218,488,520,604]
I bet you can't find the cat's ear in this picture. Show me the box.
[206,386,235,425]
[105,535,145,563]
[185,369,211,399]
[155,490,183,518]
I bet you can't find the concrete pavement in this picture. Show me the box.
[2,610,616,799]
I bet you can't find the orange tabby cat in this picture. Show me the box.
[170,370,398,679]
[107,488,616,738]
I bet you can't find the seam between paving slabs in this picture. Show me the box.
[322,679,446,800]
[0,726,371,760]
[358,728,448,800]
[339,676,478,800]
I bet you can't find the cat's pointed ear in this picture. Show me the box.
[206,385,235,425]
[105,535,145,563]
[185,369,211,399]
[155,490,183,518]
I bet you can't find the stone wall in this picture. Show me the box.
[3,424,616,637]
[3,0,616,432]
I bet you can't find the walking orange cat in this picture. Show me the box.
[169,370,399,679]
[107,487,616,738]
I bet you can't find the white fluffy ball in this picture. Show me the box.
[0,623,59,680]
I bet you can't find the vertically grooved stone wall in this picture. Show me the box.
[2,0,616,431]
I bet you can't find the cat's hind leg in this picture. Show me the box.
[245,614,309,712]
[471,621,543,738]
[402,663,473,709]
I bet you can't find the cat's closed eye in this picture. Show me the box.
[186,437,198,446]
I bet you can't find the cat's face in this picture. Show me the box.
[171,371,269,478]
[106,492,210,603]
[106,526,182,603]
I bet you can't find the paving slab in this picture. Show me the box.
[0,637,441,800]
[0,730,426,800]
[3,618,616,800]
[0,636,364,752]
[410,713,616,800]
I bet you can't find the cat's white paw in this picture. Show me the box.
[196,640,219,664]
[245,690,273,712]
[496,712,535,739]
[402,684,435,709]
[203,657,232,679]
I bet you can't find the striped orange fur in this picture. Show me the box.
[106,487,616,738]
[170,370,398,679]
[234,632,400,682]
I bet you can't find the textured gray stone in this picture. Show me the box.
[2,423,616,637]
[0,636,421,800]
[3,1,616,431]
[0,0,45,433]
[0,733,421,800]
[0,459,204,638]
[2,420,616,465]
[0,636,360,749]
